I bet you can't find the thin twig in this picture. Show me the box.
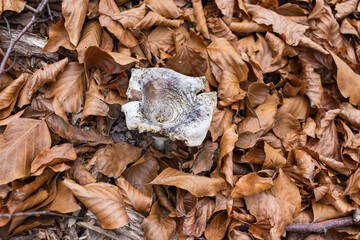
[0,0,49,75]
[25,4,38,14]
[285,216,358,233]
[0,211,84,220]
[46,3,53,21]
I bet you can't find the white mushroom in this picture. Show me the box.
[122,68,217,149]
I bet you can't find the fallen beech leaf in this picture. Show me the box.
[0,0,26,14]
[207,17,237,42]
[62,0,89,46]
[150,168,228,197]
[191,142,218,174]
[44,179,81,213]
[329,51,360,105]
[93,142,142,178]
[99,15,138,48]
[42,17,75,52]
[71,160,96,185]
[247,82,270,108]
[215,0,234,24]
[205,211,231,240]
[18,58,69,107]
[229,21,272,33]
[146,0,180,19]
[111,4,146,29]
[235,132,259,149]
[246,4,308,45]
[263,142,286,170]
[135,11,183,30]
[217,70,246,107]
[300,61,323,108]
[218,125,237,186]
[272,113,301,139]
[232,172,274,198]
[344,167,360,195]
[294,149,316,182]
[209,107,233,141]
[100,29,114,51]
[166,44,206,77]
[207,38,249,82]
[238,93,280,133]
[335,0,357,19]
[339,102,360,128]
[63,179,129,229]
[142,201,176,240]
[82,78,109,121]
[115,177,152,215]
[0,73,27,110]
[277,96,310,120]
[76,21,102,63]
[44,62,85,113]
[30,143,76,173]
[0,118,51,185]
[245,169,301,239]
[191,0,210,38]
[312,203,351,222]
[122,153,159,197]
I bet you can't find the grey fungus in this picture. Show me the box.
[121,68,217,148]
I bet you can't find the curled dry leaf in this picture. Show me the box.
[150,168,228,197]
[209,107,233,141]
[277,96,310,120]
[82,78,109,121]
[229,21,272,33]
[135,11,183,30]
[329,51,360,105]
[62,0,89,46]
[335,0,358,19]
[18,58,69,107]
[205,211,230,240]
[76,21,102,63]
[146,0,180,19]
[166,44,207,77]
[93,142,142,178]
[63,179,129,229]
[207,18,237,42]
[0,73,27,110]
[30,143,76,174]
[217,70,246,107]
[99,15,138,48]
[0,118,51,185]
[71,160,97,185]
[232,172,274,198]
[115,177,152,215]
[44,62,85,113]
[214,0,234,24]
[245,169,301,239]
[191,0,210,38]
[191,142,218,174]
[42,17,75,52]
[339,102,360,128]
[263,142,286,169]
[300,60,323,108]
[0,0,26,14]
[142,201,176,240]
[112,4,146,29]
[207,38,249,82]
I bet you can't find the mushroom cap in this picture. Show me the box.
[122,68,217,147]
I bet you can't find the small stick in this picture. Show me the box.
[47,3,53,21]
[0,0,49,75]
[0,211,84,220]
[25,4,38,14]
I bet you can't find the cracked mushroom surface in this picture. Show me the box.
[121,68,217,147]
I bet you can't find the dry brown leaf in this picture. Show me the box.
[42,17,75,52]
[142,201,176,240]
[344,167,360,195]
[99,15,138,48]
[263,142,286,169]
[209,107,233,141]
[191,0,210,38]
[112,4,146,29]
[238,93,280,133]
[18,58,69,107]
[62,0,89,46]
[300,60,323,108]
[82,78,109,121]
[115,177,152,215]
[232,172,274,198]
[329,51,360,105]
[166,44,207,77]
[0,0,26,14]
[218,125,237,186]
[71,160,97,185]
[30,143,76,174]
[0,118,51,185]
[339,102,360,128]
[76,21,102,63]
[191,142,218,174]
[0,73,27,110]
[217,70,246,107]
[308,0,324,19]
[246,3,307,46]
[63,179,129,229]
[135,11,183,30]
[207,38,249,82]
[207,17,237,42]
[146,0,180,19]
[229,21,272,33]
[93,142,142,178]
[205,211,230,240]
[335,0,357,19]
[277,96,310,120]
[150,168,228,197]
[294,149,316,182]
[312,203,351,222]
[215,0,234,24]
[272,113,301,139]
[44,62,85,113]
[235,132,259,149]
[245,169,301,239]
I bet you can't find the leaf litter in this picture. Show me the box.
[1,0,360,239]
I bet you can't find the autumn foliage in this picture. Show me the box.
[1,0,360,239]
